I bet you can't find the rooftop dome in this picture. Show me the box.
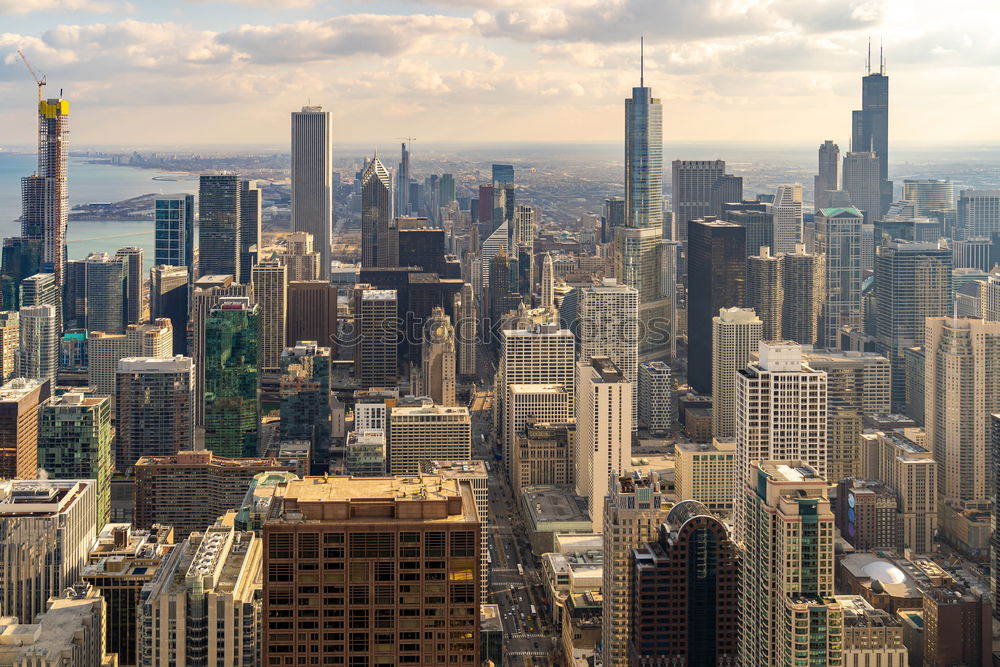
[862,561,907,585]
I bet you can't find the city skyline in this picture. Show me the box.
[1,1,999,146]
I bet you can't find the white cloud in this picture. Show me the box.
[0,0,118,14]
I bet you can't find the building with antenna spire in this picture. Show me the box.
[852,39,891,217]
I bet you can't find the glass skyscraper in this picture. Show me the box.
[154,195,194,268]
[203,298,260,457]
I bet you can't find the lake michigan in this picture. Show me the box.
[0,151,198,260]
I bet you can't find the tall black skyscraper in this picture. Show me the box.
[852,44,891,216]
[198,174,241,279]
[687,218,746,394]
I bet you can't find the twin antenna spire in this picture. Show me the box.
[865,37,886,75]
[640,36,644,87]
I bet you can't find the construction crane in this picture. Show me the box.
[396,136,417,148]
[16,49,46,101]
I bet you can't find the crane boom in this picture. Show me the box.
[16,49,46,101]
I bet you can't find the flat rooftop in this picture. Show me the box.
[522,486,590,525]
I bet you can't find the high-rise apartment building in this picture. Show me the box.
[687,218,746,393]
[283,231,321,281]
[874,240,952,408]
[361,156,393,267]
[154,194,195,268]
[770,184,803,253]
[843,151,882,224]
[251,259,287,372]
[87,319,173,405]
[804,349,890,483]
[739,461,842,667]
[674,439,736,512]
[387,404,471,474]
[279,341,331,451]
[84,251,127,334]
[198,174,241,278]
[286,280,337,348]
[19,271,61,337]
[575,357,632,532]
[852,61,891,216]
[0,311,18,383]
[261,476,481,664]
[115,246,143,325]
[38,393,111,528]
[356,289,398,387]
[204,298,261,457]
[150,264,189,354]
[781,244,824,345]
[815,207,863,348]
[291,106,333,280]
[957,189,1000,240]
[115,356,194,470]
[672,160,725,242]
[0,377,49,480]
[16,303,58,384]
[630,500,738,665]
[21,97,70,285]
[134,449,295,539]
[421,307,457,406]
[902,179,954,217]
[239,179,262,284]
[138,518,261,666]
[455,282,477,378]
[577,279,638,420]
[637,360,672,435]
[711,307,763,440]
[0,479,97,623]
[602,471,673,667]
[815,140,840,210]
[746,247,783,339]
[397,141,411,216]
[924,317,1000,510]
[734,342,828,538]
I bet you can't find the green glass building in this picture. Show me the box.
[37,392,112,528]
[203,298,260,457]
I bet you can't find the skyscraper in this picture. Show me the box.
[361,156,393,267]
[734,341,828,538]
[38,393,112,528]
[746,247,783,340]
[671,160,725,241]
[21,97,70,285]
[150,264,189,354]
[903,179,954,217]
[601,196,625,244]
[815,207,863,349]
[711,307,763,440]
[17,303,58,384]
[843,151,881,224]
[86,320,173,408]
[781,244,824,345]
[739,462,843,666]
[190,275,251,426]
[540,252,555,309]
[291,106,333,279]
[198,174,241,278]
[0,312,18,383]
[852,53,891,216]
[396,141,411,216]
[0,377,49,480]
[575,357,632,531]
[84,252,127,334]
[637,360,673,435]
[154,194,195,268]
[421,307,457,407]
[874,240,952,408]
[283,231,320,281]
[115,246,143,325]
[387,403,472,475]
[630,501,739,665]
[708,174,743,219]
[686,218,746,393]
[577,279,639,420]
[239,179,261,284]
[115,356,194,470]
[203,298,261,457]
[769,184,803,253]
[251,259,287,372]
[356,289,398,387]
[815,140,840,210]
[286,280,337,348]
[279,341,331,452]
[957,189,1000,240]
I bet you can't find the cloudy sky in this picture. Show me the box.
[0,0,997,148]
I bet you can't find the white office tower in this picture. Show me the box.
[499,323,575,464]
[734,341,828,541]
[902,179,954,217]
[284,231,321,281]
[957,189,1000,240]
[506,384,571,470]
[575,357,632,532]
[843,151,881,224]
[514,204,536,247]
[637,360,673,435]
[421,306,457,407]
[711,308,763,440]
[16,304,58,384]
[251,259,287,372]
[769,184,803,254]
[0,480,97,623]
[577,278,639,423]
[291,106,333,279]
[738,461,842,667]
[925,317,1000,512]
[540,253,555,309]
[815,207,863,349]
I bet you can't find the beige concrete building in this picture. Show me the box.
[507,384,571,470]
[87,319,173,408]
[251,259,287,372]
[577,279,639,421]
[283,231,320,281]
[0,377,49,480]
[860,431,938,554]
[711,307,763,440]
[512,421,575,491]
[387,404,471,475]
[835,595,909,666]
[138,516,261,666]
[419,307,457,407]
[674,439,736,512]
[0,311,18,383]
